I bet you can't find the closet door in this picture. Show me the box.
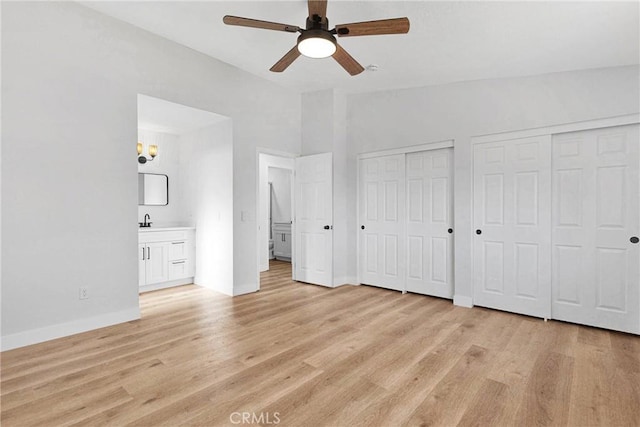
[552,124,639,334]
[359,154,405,291]
[473,136,552,318]
[405,149,454,298]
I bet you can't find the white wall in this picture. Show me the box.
[137,129,185,227]
[258,154,294,273]
[346,65,640,304]
[179,121,234,296]
[1,2,301,349]
[268,167,292,224]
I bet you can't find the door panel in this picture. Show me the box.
[552,124,639,333]
[473,136,552,318]
[359,154,405,291]
[294,153,333,287]
[138,244,146,287]
[405,149,454,298]
[145,242,169,285]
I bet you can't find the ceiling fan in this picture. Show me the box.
[223,0,410,76]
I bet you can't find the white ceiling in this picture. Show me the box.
[84,1,639,94]
[138,94,228,134]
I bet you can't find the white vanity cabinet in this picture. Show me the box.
[273,223,292,261]
[139,227,195,292]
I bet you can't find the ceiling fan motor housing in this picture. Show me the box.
[306,15,329,30]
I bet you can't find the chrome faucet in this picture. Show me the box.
[139,213,152,228]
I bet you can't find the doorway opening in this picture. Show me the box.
[137,94,233,303]
[258,152,295,290]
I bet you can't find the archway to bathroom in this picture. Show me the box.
[137,94,234,302]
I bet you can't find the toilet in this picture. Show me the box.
[268,239,275,260]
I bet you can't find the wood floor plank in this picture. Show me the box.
[457,378,509,427]
[514,351,574,426]
[568,342,640,427]
[1,260,638,427]
[405,345,491,426]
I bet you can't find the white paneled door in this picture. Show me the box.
[552,124,639,334]
[359,154,406,291]
[473,136,552,319]
[405,149,454,298]
[294,152,333,287]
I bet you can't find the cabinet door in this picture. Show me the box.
[138,244,146,287]
[282,232,292,258]
[274,232,287,258]
[145,242,169,285]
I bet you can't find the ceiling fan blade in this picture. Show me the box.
[308,0,328,20]
[270,46,301,72]
[332,44,364,76]
[223,15,300,33]
[335,17,410,37]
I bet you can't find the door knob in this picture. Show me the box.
[448,228,453,234]
[631,236,639,244]
[324,225,330,230]
[476,229,482,235]
[361,225,365,230]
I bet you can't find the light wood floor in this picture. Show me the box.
[1,260,639,426]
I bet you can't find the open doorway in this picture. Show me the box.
[137,94,234,301]
[257,152,294,290]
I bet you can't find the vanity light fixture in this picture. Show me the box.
[137,141,158,164]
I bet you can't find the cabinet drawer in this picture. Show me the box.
[169,241,187,261]
[168,260,189,280]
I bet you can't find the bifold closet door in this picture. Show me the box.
[552,124,639,334]
[473,136,552,319]
[359,154,405,291]
[405,149,454,298]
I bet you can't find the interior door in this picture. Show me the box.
[405,149,454,298]
[359,154,405,291]
[294,152,333,287]
[473,136,552,318]
[552,124,639,334]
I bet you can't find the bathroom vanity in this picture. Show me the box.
[138,227,195,293]
[273,222,292,261]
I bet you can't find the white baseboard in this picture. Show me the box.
[1,307,141,352]
[453,295,473,308]
[139,278,193,293]
[234,282,258,296]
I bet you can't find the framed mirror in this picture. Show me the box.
[138,173,168,206]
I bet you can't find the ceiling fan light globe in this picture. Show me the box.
[297,31,336,58]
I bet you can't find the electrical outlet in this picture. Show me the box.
[79,287,88,300]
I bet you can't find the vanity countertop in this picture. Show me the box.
[138,226,195,232]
